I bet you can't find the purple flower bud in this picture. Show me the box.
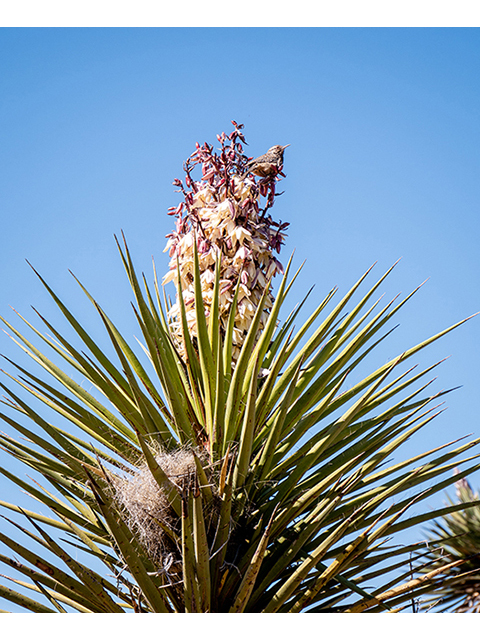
[228,201,236,219]
[198,238,210,254]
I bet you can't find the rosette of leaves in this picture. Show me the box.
[0,125,479,613]
[417,477,480,612]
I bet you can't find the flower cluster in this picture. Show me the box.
[163,121,289,364]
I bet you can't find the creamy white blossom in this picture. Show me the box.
[163,124,288,365]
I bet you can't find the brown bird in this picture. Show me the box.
[244,144,290,178]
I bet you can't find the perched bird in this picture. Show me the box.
[244,144,290,178]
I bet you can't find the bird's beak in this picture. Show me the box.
[282,144,291,150]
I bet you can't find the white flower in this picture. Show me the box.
[162,128,287,365]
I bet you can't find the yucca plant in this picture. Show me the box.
[0,121,478,613]
[418,476,480,612]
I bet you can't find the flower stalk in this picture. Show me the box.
[163,121,289,366]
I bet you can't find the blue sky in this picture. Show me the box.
[0,27,479,608]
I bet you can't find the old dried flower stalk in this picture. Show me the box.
[162,122,289,364]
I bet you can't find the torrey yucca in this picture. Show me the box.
[0,122,478,613]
